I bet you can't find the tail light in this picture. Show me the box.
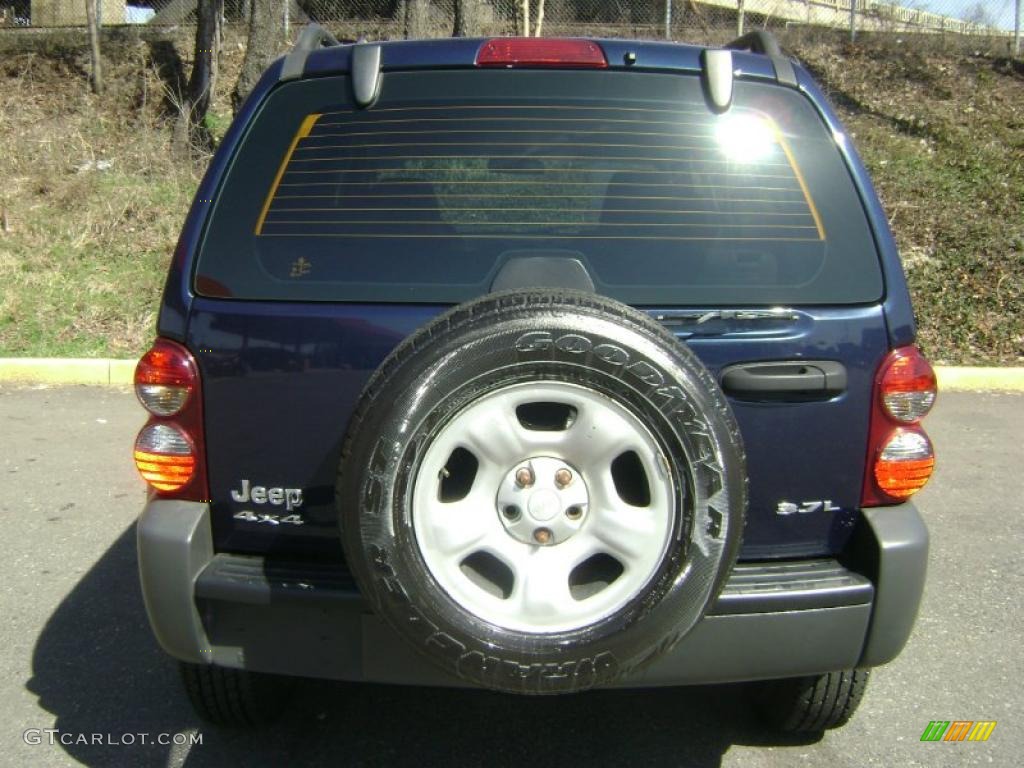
[134,424,197,491]
[133,339,208,500]
[862,346,937,506]
[879,346,937,422]
[135,339,195,416]
[476,38,608,69]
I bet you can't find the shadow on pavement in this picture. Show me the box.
[28,525,819,767]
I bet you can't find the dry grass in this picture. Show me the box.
[0,30,1021,363]
[793,37,1024,365]
[0,33,242,358]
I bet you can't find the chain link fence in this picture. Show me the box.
[1,1,1020,50]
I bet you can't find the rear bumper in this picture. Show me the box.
[137,501,927,686]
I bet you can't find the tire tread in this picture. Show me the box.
[179,662,291,728]
[755,668,869,733]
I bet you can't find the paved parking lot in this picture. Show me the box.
[1,385,1020,767]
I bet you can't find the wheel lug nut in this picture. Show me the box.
[533,527,552,545]
[565,505,583,520]
[502,505,521,521]
[554,468,572,487]
[515,467,534,488]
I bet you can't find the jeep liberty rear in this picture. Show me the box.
[134,32,934,732]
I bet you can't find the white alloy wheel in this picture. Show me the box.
[412,382,675,634]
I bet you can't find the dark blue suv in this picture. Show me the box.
[133,30,936,732]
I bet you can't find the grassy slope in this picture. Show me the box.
[0,34,1021,363]
[0,36,229,358]
[794,39,1024,365]
[1,44,176,356]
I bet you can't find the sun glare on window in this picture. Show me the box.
[714,114,777,163]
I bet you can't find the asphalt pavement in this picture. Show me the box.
[0,385,1020,768]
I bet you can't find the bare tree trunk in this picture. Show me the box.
[188,0,222,126]
[175,0,223,154]
[533,0,545,36]
[454,0,484,37]
[687,0,711,35]
[521,0,530,36]
[232,0,280,113]
[404,0,430,39]
[85,0,103,94]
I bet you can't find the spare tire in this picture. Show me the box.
[337,290,745,694]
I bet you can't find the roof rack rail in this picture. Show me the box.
[281,24,342,82]
[723,30,797,88]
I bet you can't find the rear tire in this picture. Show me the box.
[180,662,293,727]
[752,669,869,733]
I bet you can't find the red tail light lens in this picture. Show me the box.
[476,38,608,69]
[135,339,196,416]
[133,338,208,501]
[879,346,936,423]
[862,345,937,506]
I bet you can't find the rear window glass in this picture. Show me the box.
[196,69,883,305]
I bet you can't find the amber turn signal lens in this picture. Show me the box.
[873,428,935,500]
[134,451,196,492]
[134,423,195,492]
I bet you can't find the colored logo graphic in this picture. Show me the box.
[921,721,996,742]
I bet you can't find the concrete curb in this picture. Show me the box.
[1,358,1023,392]
[934,366,1024,392]
[0,358,137,386]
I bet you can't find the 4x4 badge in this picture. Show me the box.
[233,510,305,526]
[776,500,841,516]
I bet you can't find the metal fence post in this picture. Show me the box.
[738,0,745,38]
[1015,0,1022,57]
[664,0,672,40]
[849,0,856,42]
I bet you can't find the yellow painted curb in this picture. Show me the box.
[109,360,137,385]
[0,358,135,386]
[1,359,1023,391]
[935,366,1024,392]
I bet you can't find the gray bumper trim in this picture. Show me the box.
[138,500,928,684]
[196,554,363,607]
[855,502,929,666]
[137,500,213,664]
[194,600,871,688]
[194,553,873,616]
[710,559,872,615]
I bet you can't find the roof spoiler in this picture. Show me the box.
[279,24,381,108]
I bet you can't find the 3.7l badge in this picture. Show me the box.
[776,499,841,516]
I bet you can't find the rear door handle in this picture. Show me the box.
[720,361,847,400]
